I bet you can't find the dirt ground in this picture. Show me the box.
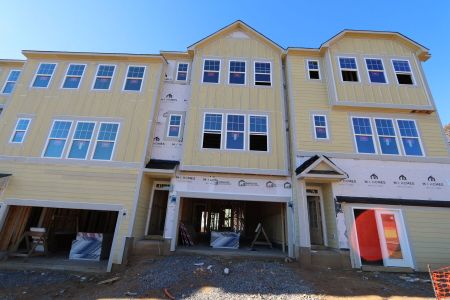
[0,254,435,299]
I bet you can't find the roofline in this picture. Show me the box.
[0,59,25,64]
[22,50,166,61]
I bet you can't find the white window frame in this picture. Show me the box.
[61,63,87,90]
[225,113,246,151]
[306,59,321,80]
[248,114,269,152]
[176,62,189,82]
[351,116,377,154]
[92,64,116,91]
[201,112,223,150]
[31,62,57,89]
[166,114,183,138]
[202,59,221,84]
[2,69,21,94]
[228,60,246,85]
[42,120,73,158]
[253,61,272,86]
[374,118,400,156]
[66,121,96,160]
[391,59,415,85]
[337,56,360,83]
[9,118,31,144]
[364,58,388,84]
[396,119,424,157]
[122,65,146,92]
[91,122,120,161]
[312,114,329,140]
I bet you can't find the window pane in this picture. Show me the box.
[178,63,188,72]
[73,122,95,139]
[8,70,21,81]
[97,65,115,76]
[402,138,422,156]
[255,73,271,84]
[353,118,372,135]
[375,119,395,136]
[397,74,413,85]
[226,132,244,149]
[227,115,244,131]
[339,58,357,69]
[170,116,181,125]
[255,62,270,74]
[168,126,180,137]
[98,123,119,141]
[93,141,114,160]
[33,75,51,87]
[12,131,25,143]
[342,71,358,82]
[63,76,82,88]
[127,66,145,78]
[397,120,418,137]
[366,59,383,71]
[250,116,267,133]
[67,65,85,76]
[202,133,221,149]
[2,82,15,94]
[314,116,326,127]
[204,60,220,71]
[68,140,90,159]
[204,114,222,131]
[203,71,219,83]
[16,119,30,131]
[379,136,399,155]
[315,127,327,139]
[177,72,187,81]
[368,71,386,83]
[309,70,320,80]
[50,121,71,139]
[229,72,245,84]
[230,61,245,72]
[124,78,142,91]
[249,135,267,151]
[94,77,112,89]
[393,60,411,72]
[44,139,66,157]
[355,135,376,153]
[308,61,319,70]
[38,64,56,75]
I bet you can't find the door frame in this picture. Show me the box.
[144,181,170,236]
[306,186,328,246]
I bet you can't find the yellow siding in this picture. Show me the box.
[321,184,338,249]
[132,175,153,239]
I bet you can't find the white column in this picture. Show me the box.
[298,180,311,248]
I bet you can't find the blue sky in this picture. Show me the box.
[2,0,449,125]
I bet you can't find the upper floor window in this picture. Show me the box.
[2,70,21,94]
[176,63,189,81]
[203,60,220,83]
[307,60,320,80]
[375,119,399,155]
[92,122,119,160]
[254,62,271,86]
[62,64,86,89]
[397,120,423,156]
[10,118,31,143]
[229,61,246,85]
[313,115,328,139]
[202,113,222,149]
[392,60,414,85]
[67,122,95,159]
[339,57,359,82]
[226,114,245,150]
[32,63,56,88]
[249,115,268,151]
[124,66,145,91]
[352,117,376,154]
[93,65,115,90]
[365,58,387,84]
[167,114,182,138]
[43,120,72,158]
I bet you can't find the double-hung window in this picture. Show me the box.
[32,63,56,88]
[229,61,246,85]
[249,115,268,151]
[392,60,414,85]
[313,115,328,139]
[365,58,387,83]
[176,63,189,81]
[92,123,119,160]
[202,113,222,149]
[203,60,220,83]
[62,64,86,89]
[307,60,320,80]
[2,70,21,94]
[226,115,245,150]
[93,65,115,90]
[339,57,359,82]
[167,114,182,138]
[67,122,95,159]
[375,119,399,155]
[352,117,376,154]
[397,120,423,156]
[43,121,72,158]
[254,62,271,86]
[10,118,31,143]
[124,66,145,91]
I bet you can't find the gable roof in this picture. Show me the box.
[296,155,348,181]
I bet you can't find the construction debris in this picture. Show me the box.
[97,276,120,285]
[125,291,137,296]
[163,288,175,300]
[224,268,230,275]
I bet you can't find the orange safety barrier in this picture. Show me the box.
[429,265,450,300]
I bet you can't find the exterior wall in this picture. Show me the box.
[321,183,338,249]
[131,175,154,239]
[0,61,24,107]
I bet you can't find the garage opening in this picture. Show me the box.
[178,198,287,255]
[0,205,118,271]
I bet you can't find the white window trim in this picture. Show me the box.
[253,61,272,86]
[122,65,146,92]
[228,60,246,85]
[201,112,224,150]
[2,69,21,94]
[66,121,97,160]
[202,59,221,84]
[166,114,183,138]
[373,117,400,156]
[91,64,117,91]
[41,120,73,158]
[225,113,246,151]
[391,59,416,86]
[396,118,425,157]
[351,116,377,154]
[312,114,329,140]
[337,56,360,83]
[175,62,189,82]
[364,57,388,84]
[9,118,31,144]
[306,59,321,80]
[30,62,57,89]
[91,122,120,161]
[61,63,87,90]
[248,114,269,152]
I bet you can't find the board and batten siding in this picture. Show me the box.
[131,175,154,239]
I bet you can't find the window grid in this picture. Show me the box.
[2,70,21,94]
[167,114,182,138]
[375,119,399,155]
[226,114,245,150]
[93,65,115,90]
[397,119,423,156]
[176,63,189,81]
[202,113,223,149]
[307,60,320,80]
[10,118,31,143]
[392,60,414,85]
[365,58,387,84]
[32,63,56,88]
[352,117,376,154]
[229,61,246,85]
[254,62,271,86]
[67,122,95,159]
[92,122,119,160]
[313,115,328,139]
[124,66,145,91]
[203,60,220,83]
[62,64,86,89]
[43,120,72,158]
[249,115,268,151]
